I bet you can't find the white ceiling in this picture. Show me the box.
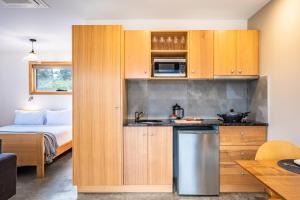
[0,0,270,52]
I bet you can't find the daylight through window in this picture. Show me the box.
[29,62,72,94]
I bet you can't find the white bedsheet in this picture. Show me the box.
[0,125,72,146]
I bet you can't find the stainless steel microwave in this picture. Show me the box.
[153,58,186,77]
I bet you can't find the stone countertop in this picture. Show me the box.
[124,119,268,127]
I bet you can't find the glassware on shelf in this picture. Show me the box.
[180,35,186,50]
[159,36,166,50]
[166,36,173,50]
[152,36,158,50]
[173,36,179,50]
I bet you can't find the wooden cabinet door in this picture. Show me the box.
[220,163,264,192]
[189,30,214,79]
[125,30,151,79]
[124,127,148,185]
[237,30,259,75]
[147,127,173,185]
[220,126,267,146]
[214,31,237,76]
[73,25,123,187]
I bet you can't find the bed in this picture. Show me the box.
[0,125,72,178]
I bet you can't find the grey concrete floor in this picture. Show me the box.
[11,151,266,200]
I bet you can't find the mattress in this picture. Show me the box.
[0,125,72,146]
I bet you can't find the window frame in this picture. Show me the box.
[29,61,72,95]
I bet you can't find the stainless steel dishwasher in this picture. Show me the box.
[177,126,219,195]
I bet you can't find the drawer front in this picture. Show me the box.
[220,126,267,146]
[220,145,259,163]
[220,163,264,192]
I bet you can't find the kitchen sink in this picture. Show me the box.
[136,119,163,124]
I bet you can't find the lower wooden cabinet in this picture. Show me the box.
[220,126,267,193]
[124,126,173,187]
[220,163,264,192]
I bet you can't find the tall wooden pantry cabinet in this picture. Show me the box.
[72,25,124,192]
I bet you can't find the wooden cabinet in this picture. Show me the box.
[188,30,214,79]
[214,30,237,76]
[125,30,151,79]
[148,127,173,185]
[220,126,267,146]
[73,25,124,190]
[124,127,148,185]
[237,30,259,75]
[219,126,267,192]
[124,126,173,187]
[214,30,259,76]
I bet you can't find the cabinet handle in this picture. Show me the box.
[231,69,235,74]
[144,71,147,74]
[240,171,246,176]
[150,133,154,136]
[114,106,120,109]
[191,70,195,74]
[238,69,242,74]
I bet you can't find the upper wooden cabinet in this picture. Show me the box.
[237,30,259,75]
[125,30,151,79]
[214,31,237,76]
[73,25,123,189]
[124,126,173,187]
[214,30,259,76]
[189,30,214,79]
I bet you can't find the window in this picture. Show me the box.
[29,62,72,95]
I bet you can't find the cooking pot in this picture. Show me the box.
[217,109,250,123]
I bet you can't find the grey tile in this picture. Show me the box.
[127,79,266,120]
[147,98,187,119]
[187,80,227,100]
[226,81,248,99]
[127,80,148,98]
[148,80,188,99]
[247,76,268,122]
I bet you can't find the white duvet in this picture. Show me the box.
[0,125,72,146]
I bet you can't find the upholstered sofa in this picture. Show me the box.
[0,140,17,200]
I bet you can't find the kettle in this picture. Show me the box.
[172,103,184,119]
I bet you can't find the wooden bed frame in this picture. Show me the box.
[0,132,72,178]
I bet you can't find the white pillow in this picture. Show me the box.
[14,110,45,125]
[46,109,72,125]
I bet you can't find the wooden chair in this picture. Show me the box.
[255,140,300,200]
[255,140,300,160]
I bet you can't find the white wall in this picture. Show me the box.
[249,0,300,145]
[0,51,72,126]
[86,19,247,30]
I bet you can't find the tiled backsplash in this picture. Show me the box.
[248,76,268,122]
[127,79,268,122]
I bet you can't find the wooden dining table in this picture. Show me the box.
[236,160,300,200]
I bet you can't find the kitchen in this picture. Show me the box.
[73,28,269,196]
[1,0,300,200]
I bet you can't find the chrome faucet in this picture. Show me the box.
[135,112,144,122]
